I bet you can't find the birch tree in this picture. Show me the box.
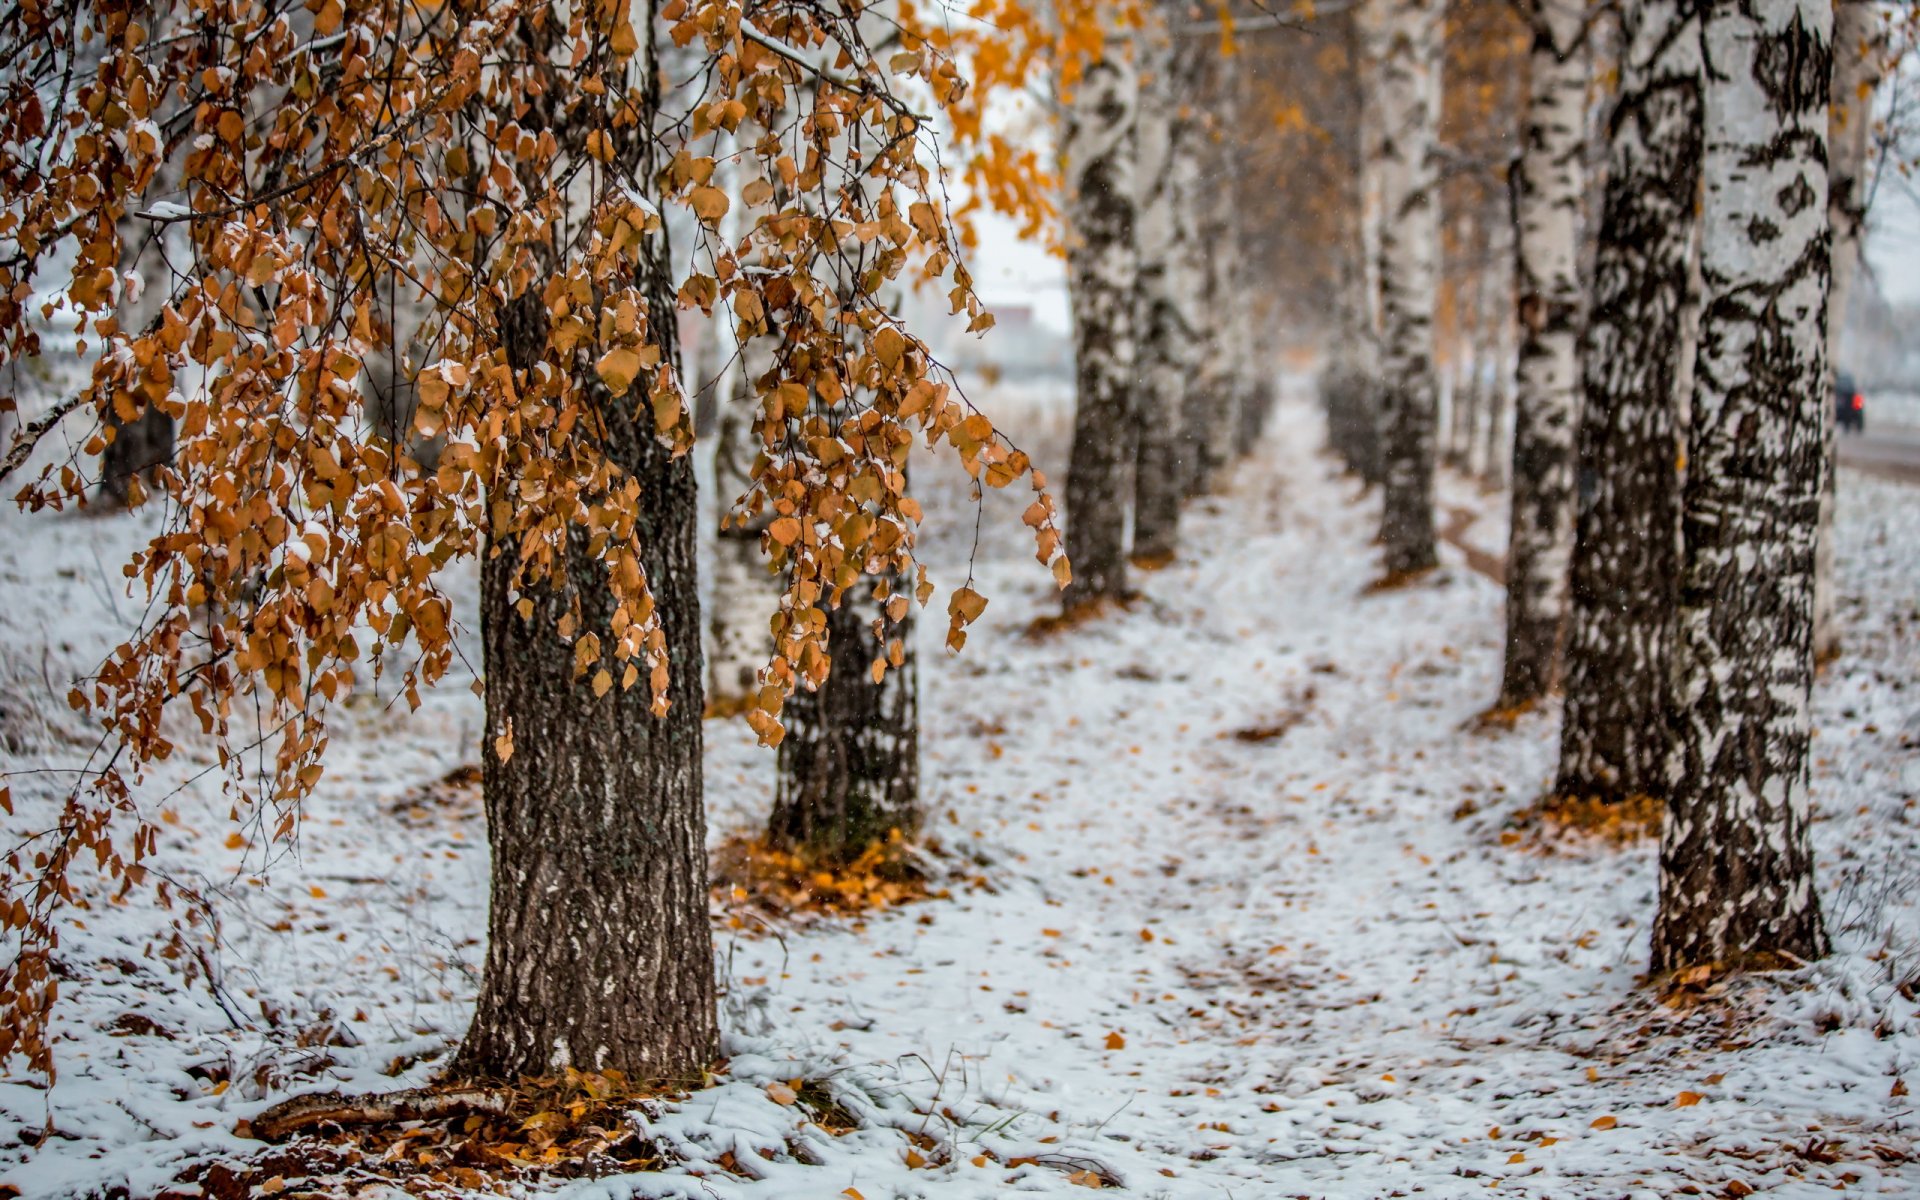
[709,330,779,708]
[1133,9,1205,564]
[1364,0,1443,577]
[1554,0,1700,808]
[1813,0,1885,663]
[1061,49,1140,608]
[1494,0,1589,711]
[1653,0,1831,974]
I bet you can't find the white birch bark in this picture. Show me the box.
[708,328,777,705]
[1654,0,1831,973]
[1496,0,1590,708]
[1365,0,1443,576]
[1814,0,1883,662]
[1061,49,1140,607]
[1133,10,1205,561]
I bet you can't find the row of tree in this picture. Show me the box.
[1322,0,1892,973]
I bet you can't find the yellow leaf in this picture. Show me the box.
[843,1191,865,1200]
[691,186,730,223]
[495,724,515,763]
[768,517,801,546]
[609,20,638,57]
[597,347,642,397]
[948,586,987,623]
[1675,1091,1703,1107]
[309,886,326,900]
[766,1081,797,1105]
[592,669,612,698]
[1590,1115,1617,1130]
[1507,1152,1525,1164]
[225,832,244,850]
[905,1149,927,1168]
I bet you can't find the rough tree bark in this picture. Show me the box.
[455,6,717,1082]
[1061,50,1140,608]
[1132,10,1204,564]
[1366,0,1443,576]
[1553,0,1700,807]
[1813,0,1882,663]
[770,574,919,864]
[1652,0,1831,974]
[1495,0,1590,710]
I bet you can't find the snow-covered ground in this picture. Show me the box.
[3,383,1919,1199]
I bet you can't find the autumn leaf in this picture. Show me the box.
[1104,1031,1125,1050]
[1675,1091,1703,1107]
[691,186,730,223]
[948,586,988,623]
[766,1081,797,1105]
[596,347,643,397]
[1590,1115,1617,1130]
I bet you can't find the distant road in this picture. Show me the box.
[1838,422,1920,485]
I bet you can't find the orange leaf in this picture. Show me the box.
[1675,1091,1703,1107]
[766,1081,797,1105]
[1104,1031,1125,1050]
[1590,1115,1617,1130]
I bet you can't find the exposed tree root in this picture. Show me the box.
[251,1085,512,1143]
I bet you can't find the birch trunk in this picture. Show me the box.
[771,574,919,864]
[1496,0,1589,709]
[456,4,716,1082]
[1553,0,1699,807]
[1653,0,1831,974]
[708,329,777,707]
[1814,0,1881,663]
[1061,51,1140,608]
[1133,13,1204,563]
[1367,0,1443,576]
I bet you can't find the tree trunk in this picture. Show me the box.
[1652,0,1831,975]
[1132,11,1203,564]
[1495,0,1589,710]
[770,575,919,865]
[100,215,176,506]
[1814,0,1881,664]
[708,329,777,707]
[455,6,716,1082]
[1553,0,1700,807]
[1061,50,1140,608]
[1367,0,1443,576]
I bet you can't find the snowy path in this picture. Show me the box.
[4,388,1919,1198]
[699,394,1920,1198]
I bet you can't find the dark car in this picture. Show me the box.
[1836,371,1866,433]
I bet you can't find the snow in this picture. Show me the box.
[3,380,1919,1198]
